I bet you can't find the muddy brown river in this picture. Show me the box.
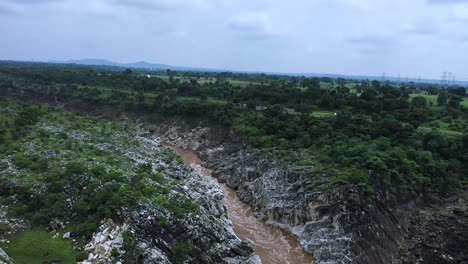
[167,145,314,264]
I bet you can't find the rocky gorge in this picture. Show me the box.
[1,92,467,264]
[77,153,261,264]
[145,116,468,264]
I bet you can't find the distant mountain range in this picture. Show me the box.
[43,58,467,86]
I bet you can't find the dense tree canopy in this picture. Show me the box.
[0,61,467,199]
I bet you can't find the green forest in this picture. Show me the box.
[1,61,467,199]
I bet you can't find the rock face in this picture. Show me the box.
[121,170,260,264]
[147,117,468,264]
[80,219,128,264]
[399,203,468,264]
[0,248,12,264]
[76,136,260,264]
[191,146,411,264]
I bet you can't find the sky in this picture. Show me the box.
[0,0,467,79]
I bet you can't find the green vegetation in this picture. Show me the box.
[311,110,336,118]
[409,93,438,106]
[2,229,75,264]
[172,241,193,263]
[0,62,467,200]
[462,98,468,108]
[410,92,468,110]
[0,97,198,258]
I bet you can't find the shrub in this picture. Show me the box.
[65,161,87,175]
[111,248,119,258]
[75,222,98,238]
[12,153,31,169]
[75,251,88,261]
[172,241,192,263]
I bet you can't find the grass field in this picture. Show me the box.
[2,229,76,264]
[409,93,468,108]
[311,110,336,118]
[417,126,463,136]
[150,75,260,87]
[420,117,467,134]
[461,98,468,107]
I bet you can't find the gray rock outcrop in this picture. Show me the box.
[0,248,12,264]
[148,117,467,264]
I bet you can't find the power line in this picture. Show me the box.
[440,71,447,87]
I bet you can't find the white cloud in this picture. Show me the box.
[452,6,468,20]
[0,0,467,79]
[228,12,278,40]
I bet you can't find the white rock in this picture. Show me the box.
[113,236,123,245]
[137,242,148,249]
[95,244,110,256]
[84,245,95,252]
[96,233,107,244]
[63,232,71,240]
[104,240,113,247]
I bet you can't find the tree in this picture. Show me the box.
[137,91,145,106]
[335,111,352,129]
[411,96,427,108]
[305,87,321,100]
[371,80,381,90]
[448,96,462,109]
[426,86,439,95]
[301,78,320,88]
[437,92,448,106]
[462,134,468,150]
[360,88,377,101]
[337,78,347,87]
[447,87,466,97]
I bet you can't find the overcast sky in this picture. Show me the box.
[0,0,467,79]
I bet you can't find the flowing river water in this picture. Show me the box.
[166,145,314,264]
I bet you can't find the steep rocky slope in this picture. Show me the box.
[147,117,468,264]
[0,99,259,264]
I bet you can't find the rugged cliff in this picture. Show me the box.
[147,117,468,264]
[0,99,259,264]
[80,153,260,264]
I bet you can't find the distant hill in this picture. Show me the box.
[28,58,468,86]
[65,59,121,67]
[57,58,225,72]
